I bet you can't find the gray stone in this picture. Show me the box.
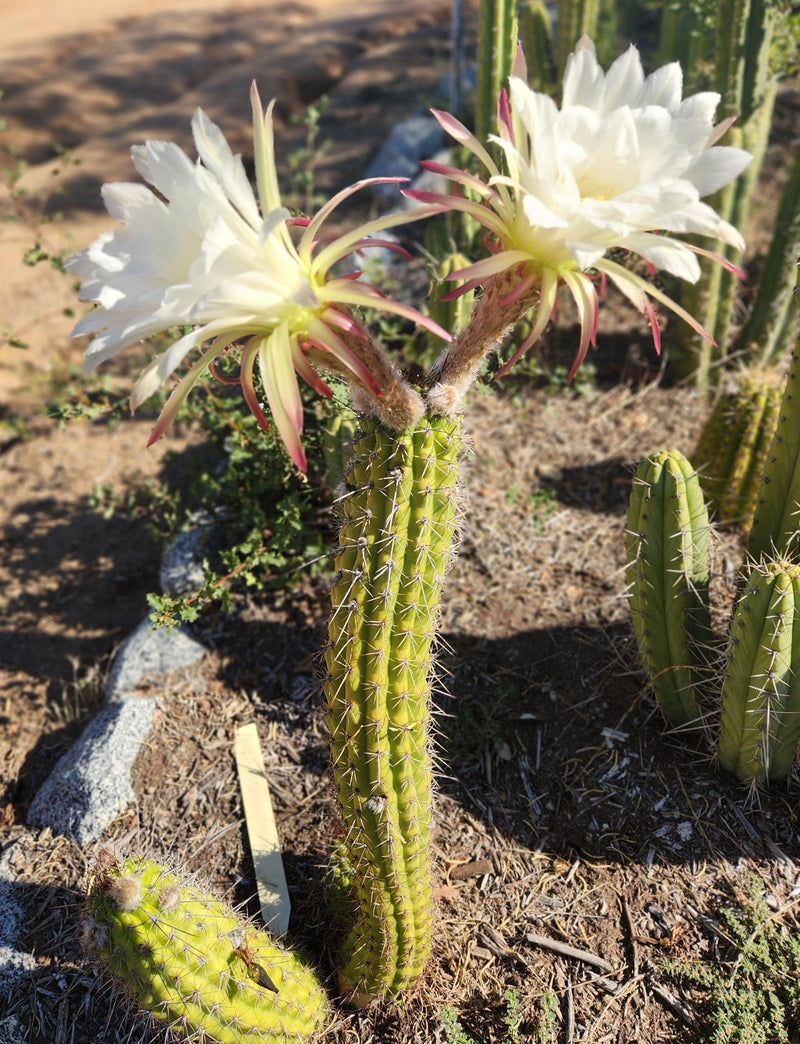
[105,616,206,701]
[366,114,444,200]
[0,846,36,1002]
[159,512,215,596]
[0,1016,27,1044]
[26,698,157,847]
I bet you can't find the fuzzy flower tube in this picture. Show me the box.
[69,39,752,1022]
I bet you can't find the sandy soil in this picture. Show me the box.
[2,3,800,1043]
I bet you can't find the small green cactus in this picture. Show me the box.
[747,348,800,563]
[718,559,800,781]
[625,449,712,726]
[692,367,783,530]
[324,414,460,1005]
[88,856,328,1043]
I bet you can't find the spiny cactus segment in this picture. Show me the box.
[324,414,461,1005]
[87,856,328,1043]
[625,449,712,726]
[719,559,800,781]
[692,367,783,530]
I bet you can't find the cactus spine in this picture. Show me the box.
[692,367,783,529]
[718,560,800,781]
[324,414,460,1005]
[88,857,328,1043]
[625,449,712,725]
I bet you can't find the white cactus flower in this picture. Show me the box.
[69,84,447,469]
[411,38,752,380]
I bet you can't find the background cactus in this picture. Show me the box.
[627,346,800,781]
[666,0,779,385]
[88,856,328,1044]
[475,0,519,149]
[718,559,800,781]
[747,348,800,562]
[692,366,783,530]
[625,449,712,726]
[733,145,800,367]
[323,414,460,1005]
[519,0,556,92]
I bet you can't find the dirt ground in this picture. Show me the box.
[2,3,800,1042]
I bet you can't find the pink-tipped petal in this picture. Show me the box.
[147,338,233,446]
[561,271,599,381]
[291,340,334,398]
[430,108,500,175]
[439,278,483,302]
[258,328,307,471]
[321,307,369,341]
[305,315,383,394]
[322,283,452,342]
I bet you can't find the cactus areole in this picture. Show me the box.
[323,414,461,1005]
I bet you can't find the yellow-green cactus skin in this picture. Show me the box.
[719,560,800,781]
[89,857,328,1043]
[324,414,460,1005]
[626,449,712,726]
[748,350,800,563]
[692,368,782,530]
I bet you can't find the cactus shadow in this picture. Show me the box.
[435,620,800,869]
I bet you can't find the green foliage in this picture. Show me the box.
[663,877,800,1043]
[144,383,334,627]
[438,988,559,1043]
[286,96,331,215]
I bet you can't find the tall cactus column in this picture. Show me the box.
[323,414,461,1005]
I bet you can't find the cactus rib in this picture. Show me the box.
[324,414,460,1004]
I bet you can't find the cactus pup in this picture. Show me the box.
[692,366,783,530]
[88,856,328,1043]
[719,560,800,781]
[625,450,712,726]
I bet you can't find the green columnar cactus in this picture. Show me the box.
[625,449,712,725]
[748,348,800,562]
[734,146,800,367]
[669,0,778,385]
[556,0,600,78]
[324,414,460,1005]
[475,0,519,147]
[88,856,328,1043]
[692,367,783,529]
[520,0,556,92]
[718,559,800,781]
[321,398,357,492]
